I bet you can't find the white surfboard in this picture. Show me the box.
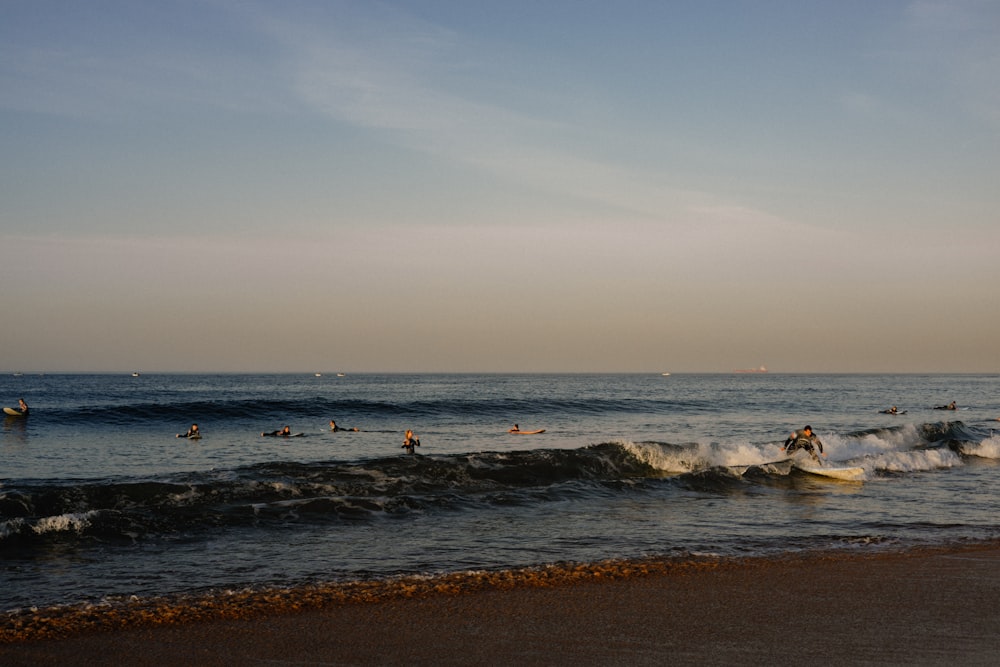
[792,461,865,481]
[3,407,26,416]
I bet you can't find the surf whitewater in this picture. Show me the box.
[2,373,1000,625]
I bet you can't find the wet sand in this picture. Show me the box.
[3,545,999,666]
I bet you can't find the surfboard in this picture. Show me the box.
[792,461,865,481]
[509,429,546,435]
[3,407,26,416]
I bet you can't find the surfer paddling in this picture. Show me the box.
[262,426,301,437]
[933,401,957,411]
[782,425,826,462]
[176,423,201,438]
[508,424,546,435]
[330,420,359,432]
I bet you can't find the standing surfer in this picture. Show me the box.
[782,425,826,462]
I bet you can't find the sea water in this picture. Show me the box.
[1,373,999,613]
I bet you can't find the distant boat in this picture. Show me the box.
[734,365,768,374]
[12,372,23,377]
[661,372,671,376]
[314,373,322,377]
[131,372,141,377]
[336,373,346,377]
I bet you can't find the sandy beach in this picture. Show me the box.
[3,545,998,666]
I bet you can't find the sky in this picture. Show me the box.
[1,1,998,373]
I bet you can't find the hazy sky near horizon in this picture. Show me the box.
[2,1,998,373]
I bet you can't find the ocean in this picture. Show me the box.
[2,373,999,619]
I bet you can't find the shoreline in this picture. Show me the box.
[4,542,1000,665]
[2,552,762,643]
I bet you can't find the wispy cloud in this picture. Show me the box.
[256,4,789,230]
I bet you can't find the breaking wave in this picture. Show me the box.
[2,421,993,548]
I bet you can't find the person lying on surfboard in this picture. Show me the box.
[781,425,826,462]
[262,426,300,437]
[176,423,200,438]
[330,420,359,432]
[508,424,546,434]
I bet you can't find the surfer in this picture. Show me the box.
[934,401,957,410]
[880,406,899,415]
[262,426,293,437]
[4,398,29,417]
[176,423,201,438]
[330,420,359,432]
[781,425,826,462]
[402,429,420,454]
[507,424,546,434]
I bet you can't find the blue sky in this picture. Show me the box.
[2,1,998,372]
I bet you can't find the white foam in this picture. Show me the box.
[869,448,962,473]
[620,440,785,473]
[961,434,1000,459]
[0,517,28,539]
[824,424,927,460]
[620,441,697,473]
[30,510,100,536]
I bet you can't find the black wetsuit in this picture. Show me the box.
[784,429,823,459]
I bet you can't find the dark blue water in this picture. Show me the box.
[2,373,999,612]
